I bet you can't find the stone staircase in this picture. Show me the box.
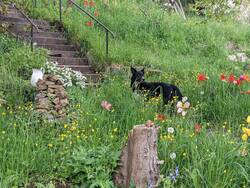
[0,5,100,85]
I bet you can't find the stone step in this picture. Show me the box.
[1,10,24,18]
[37,44,75,51]
[14,31,63,38]
[48,50,78,57]
[50,57,89,65]
[0,15,50,28]
[8,22,50,32]
[32,37,68,45]
[57,65,95,73]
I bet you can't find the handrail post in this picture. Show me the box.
[31,24,34,52]
[59,0,62,23]
[106,30,108,57]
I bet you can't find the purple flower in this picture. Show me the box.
[170,166,179,182]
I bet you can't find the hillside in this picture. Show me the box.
[0,0,250,187]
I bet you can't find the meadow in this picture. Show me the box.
[0,0,250,187]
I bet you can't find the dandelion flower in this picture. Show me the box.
[242,134,248,142]
[247,116,250,124]
[242,127,250,136]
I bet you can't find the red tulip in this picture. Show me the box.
[101,100,112,111]
[197,73,208,81]
[220,74,227,82]
[228,74,235,83]
[86,21,93,27]
[94,11,99,17]
[236,79,242,85]
[156,114,167,121]
[83,0,88,7]
[89,0,95,7]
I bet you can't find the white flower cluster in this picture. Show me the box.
[176,97,190,116]
[42,61,87,89]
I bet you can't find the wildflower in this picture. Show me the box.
[176,97,190,116]
[156,114,167,121]
[48,143,53,148]
[234,79,242,85]
[242,127,250,136]
[101,100,112,111]
[89,0,95,7]
[169,166,179,182]
[240,74,250,82]
[94,11,99,17]
[194,124,202,134]
[240,90,250,95]
[86,21,93,27]
[220,73,227,82]
[83,0,88,7]
[239,147,248,157]
[170,152,176,160]
[241,127,250,141]
[200,91,204,95]
[167,127,174,134]
[247,116,250,124]
[197,73,208,81]
[228,74,235,83]
[145,120,154,127]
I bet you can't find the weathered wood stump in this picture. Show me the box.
[114,124,162,188]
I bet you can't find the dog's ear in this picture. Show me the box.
[131,66,137,74]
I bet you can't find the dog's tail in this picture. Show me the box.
[172,85,183,101]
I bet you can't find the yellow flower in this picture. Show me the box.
[242,127,250,136]
[48,143,53,148]
[247,116,250,124]
[242,134,248,142]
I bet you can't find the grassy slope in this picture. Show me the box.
[0,0,250,187]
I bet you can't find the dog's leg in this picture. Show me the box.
[162,87,172,104]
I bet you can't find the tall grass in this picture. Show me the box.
[0,0,250,187]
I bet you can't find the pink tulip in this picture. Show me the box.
[101,100,112,111]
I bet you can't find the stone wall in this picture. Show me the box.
[35,75,69,119]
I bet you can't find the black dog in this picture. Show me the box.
[131,67,183,104]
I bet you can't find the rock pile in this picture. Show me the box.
[35,74,69,119]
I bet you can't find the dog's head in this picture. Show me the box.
[131,67,145,88]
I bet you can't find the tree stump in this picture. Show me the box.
[114,124,162,188]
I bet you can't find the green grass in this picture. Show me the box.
[0,0,250,187]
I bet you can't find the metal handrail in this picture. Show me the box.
[63,0,115,57]
[11,3,39,51]
[68,0,115,38]
[12,3,39,31]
